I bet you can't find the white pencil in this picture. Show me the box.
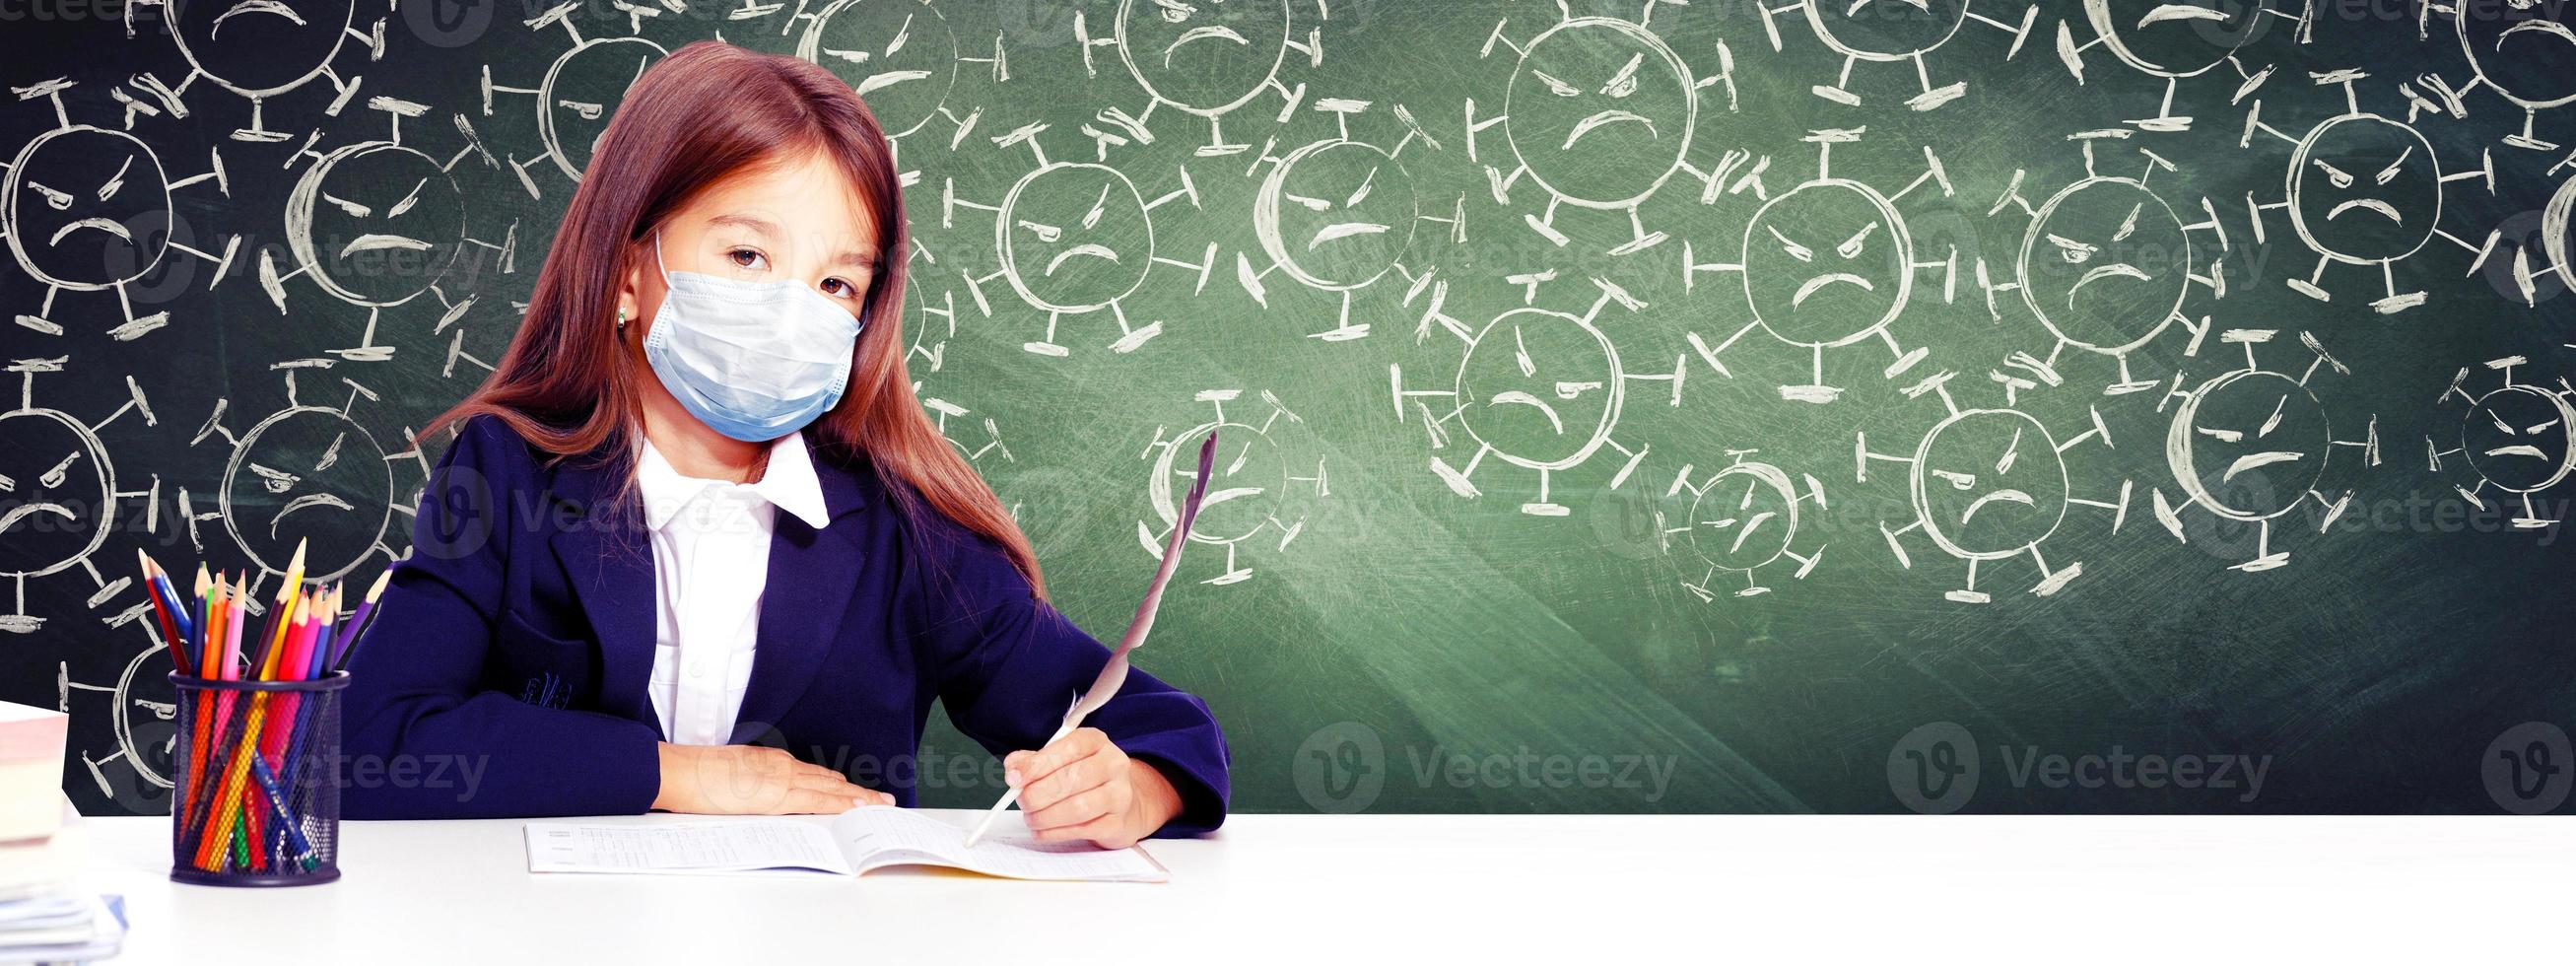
[963,431,1219,848]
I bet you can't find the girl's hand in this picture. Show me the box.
[651,742,893,814]
[1005,727,1183,849]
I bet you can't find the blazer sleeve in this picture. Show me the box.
[340,418,663,819]
[908,512,1230,837]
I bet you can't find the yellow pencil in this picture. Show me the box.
[197,589,310,870]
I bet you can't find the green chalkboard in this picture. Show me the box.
[3,0,2571,818]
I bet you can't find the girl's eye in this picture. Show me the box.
[728,248,767,270]
[821,278,854,298]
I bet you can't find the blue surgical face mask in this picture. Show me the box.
[641,234,867,443]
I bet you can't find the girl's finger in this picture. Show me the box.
[780,788,868,815]
[1024,784,1118,832]
[1027,748,1127,811]
[1030,812,1128,848]
[794,760,842,780]
[1009,729,1107,790]
[795,772,883,804]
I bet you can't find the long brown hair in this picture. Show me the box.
[430,40,1045,595]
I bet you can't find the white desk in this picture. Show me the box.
[79,812,2573,962]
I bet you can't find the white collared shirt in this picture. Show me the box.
[635,432,830,746]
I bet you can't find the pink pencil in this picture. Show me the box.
[223,576,246,679]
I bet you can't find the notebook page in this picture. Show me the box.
[525,821,854,875]
[829,807,1167,882]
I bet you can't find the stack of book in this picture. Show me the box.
[0,702,123,964]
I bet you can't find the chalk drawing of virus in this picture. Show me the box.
[922,396,1013,471]
[2238,69,2501,313]
[123,0,383,141]
[1235,98,1462,343]
[5,79,237,342]
[1138,389,1325,586]
[257,96,517,363]
[788,0,1006,185]
[184,369,428,590]
[1752,0,2037,111]
[1,357,159,634]
[2503,170,2576,307]
[904,272,961,377]
[1074,0,1324,157]
[2150,328,2379,573]
[59,646,179,804]
[2428,354,2576,530]
[1655,449,1828,600]
[2051,0,2311,132]
[481,2,667,197]
[1976,129,2232,395]
[1683,127,1959,403]
[942,121,1212,356]
[1856,369,2132,603]
[1463,7,1745,255]
[2418,0,2576,152]
[1390,276,1684,517]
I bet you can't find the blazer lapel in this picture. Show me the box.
[544,456,659,725]
[731,459,871,741]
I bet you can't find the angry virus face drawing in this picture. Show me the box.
[171,0,355,97]
[997,164,1154,313]
[1114,0,1293,116]
[2286,114,2441,265]
[2167,371,2331,521]
[2461,383,2576,495]
[539,37,666,181]
[1913,409,2070,560]
[797,0,960,138]
[1254,139,1417,290]
[1807,0,1971,60]
[1688,462,1801,575]
[1742,180,1912,348]
[1504,17,1697,210]
[288,143,466,308]
[2459,0,2576,111]
[220,407,393,582]
[0,409,111,582]
[2020,177,2191,354]
[2085,0,2271,77]
[1156,421,1285,548]
[4,127,171,290]
[1456,309,1622,472]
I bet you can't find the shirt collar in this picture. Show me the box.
[636,431,832,532]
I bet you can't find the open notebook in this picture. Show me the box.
[524,807,1167,882]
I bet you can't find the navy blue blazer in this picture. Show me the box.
[340,416,1228,834]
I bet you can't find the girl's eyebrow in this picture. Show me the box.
[834,246,877,269]
[707,213,780,240]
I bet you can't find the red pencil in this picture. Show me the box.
[135,551,186,671]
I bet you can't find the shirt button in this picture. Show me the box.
[688,662,706,679]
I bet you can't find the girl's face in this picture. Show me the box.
[624,145,882,354]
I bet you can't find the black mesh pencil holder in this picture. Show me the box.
[168,671,347,886]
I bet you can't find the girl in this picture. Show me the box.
[341,41,1226,849]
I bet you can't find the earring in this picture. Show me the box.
[617,308,628,332]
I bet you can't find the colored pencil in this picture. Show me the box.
[331,570,391,672]
[137,552,190,671]
[148,541,349,878]
[196,586,303,872]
